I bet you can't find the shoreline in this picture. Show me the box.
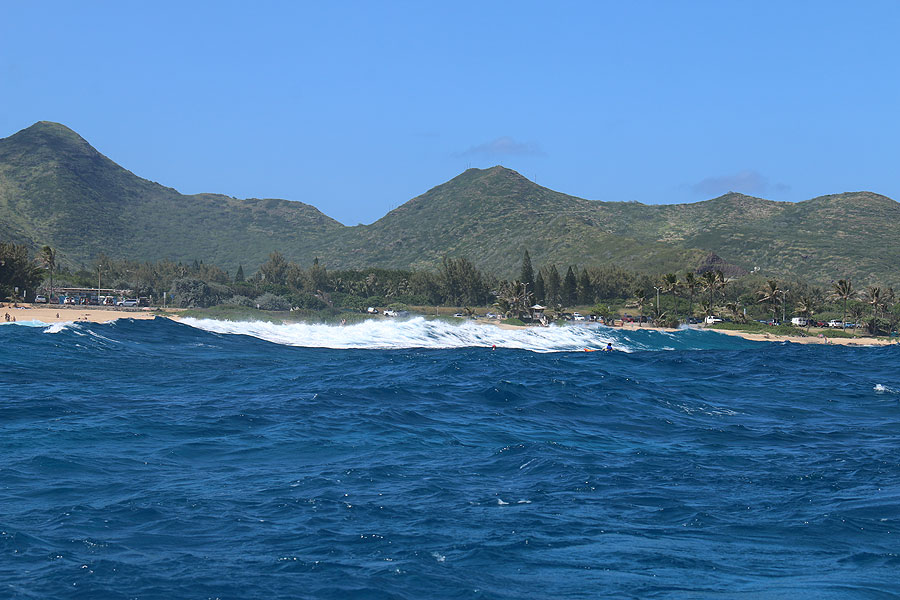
[700,325,897,347]
[486,318,897,346]
[615,320,897,346]
[1,304,173,324]
[4,304,897,347]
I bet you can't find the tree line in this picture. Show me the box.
[2,242,898,334]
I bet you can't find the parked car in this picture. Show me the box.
[705,316,723,324]
[827,319,843,328]
[453,313,465,318]
[117,299,139,307]
[34,295,47,303]
[573,312,585,321]
[366,307,379,314]
[791,317,808,327]
[383,309,398,317]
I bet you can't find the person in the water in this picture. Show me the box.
[605,342,614,351]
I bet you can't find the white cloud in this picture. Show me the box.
[690,170,790,197]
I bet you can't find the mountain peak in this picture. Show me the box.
[2,121,98,162]
[14,120,84,142]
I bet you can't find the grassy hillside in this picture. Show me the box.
[0,122,342,272]
[1,121,898,285]
[315,166,706,275]
[318,167,899,284]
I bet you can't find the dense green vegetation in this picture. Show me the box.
[5,241,898,337]
[2,121,900,287]
[0,122,342,273]
[0,242,42,301]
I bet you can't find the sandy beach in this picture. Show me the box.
[1,304,169,324]
[700,326,897,347]
[615,320,897,346]
[479,318,896,346]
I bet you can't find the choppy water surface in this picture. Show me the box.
[2,317,899,599]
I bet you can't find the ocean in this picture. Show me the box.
[1,317,899,599]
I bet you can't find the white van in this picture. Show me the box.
[791,317,808,327]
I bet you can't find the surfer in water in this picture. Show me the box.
[585,343,615,352]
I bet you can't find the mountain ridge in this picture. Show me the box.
[1,121,898,285]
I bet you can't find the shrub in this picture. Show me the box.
[364,295,385,307]
[340,294,367,311]
[254,292,291,311]
[171,278,214,308]
[287,292,327,310]
[225,295,254,307]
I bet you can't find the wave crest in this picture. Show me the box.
[179,316,759,353]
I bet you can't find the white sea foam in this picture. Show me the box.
[180,316,630,353]
[874,384,898,394]
[1,319,51,328]
[43,322,71,334]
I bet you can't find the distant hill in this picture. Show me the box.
[0,122,342,272]
[316,166,708,275]
[1,121,899,285]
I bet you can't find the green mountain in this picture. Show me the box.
[317,166,708,275]
[1,121,899,286]
[0,121,342,272]
[315,166,900,285]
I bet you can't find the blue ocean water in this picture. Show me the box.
[2,317,899,599]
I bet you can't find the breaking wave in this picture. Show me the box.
[180,316,762,353]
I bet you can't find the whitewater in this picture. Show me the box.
[2,317,899,599]
[178,315,763,352]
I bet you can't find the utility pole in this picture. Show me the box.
[780,289,789,324]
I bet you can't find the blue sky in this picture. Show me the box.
[1,1,898,225]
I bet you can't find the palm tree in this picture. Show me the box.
[715,270,727,301]
[634,288,647,327]
[849,302,866,330]
[662,273,679,320]
[700,271,718,313]
[757,280,781,323]
[40,245,56,301]
[795,294,817,332]
[724,301,745,323]
[829,279,855,329]
[683,272,699,319]
[864,286,882,334]
[494,280,530,320]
